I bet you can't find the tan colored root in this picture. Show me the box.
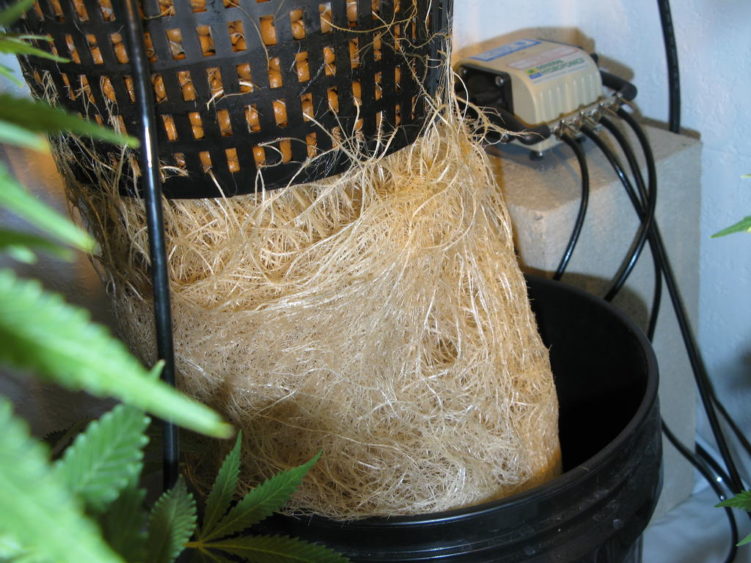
[36,5,561,515]
[55,98,561,519]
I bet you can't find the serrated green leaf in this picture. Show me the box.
[201,452,321,542]
[0,270,232,438]
[0,63,23,87]
[0,37,67,62]
[53,404,149,512]
[717,490,751,546]
[0,228,72,261]
[201,433,243,538]
[0,163,93,252]
[192,550,236,563]
[207,535,349,563]
[0,120,48,152]
[716,490,751,509]
[0,0,35,26]
[0,397,121,563]
[711,216,751,238]
[99,476,148,562]
[146,477,197,563]
[0,93,139,148]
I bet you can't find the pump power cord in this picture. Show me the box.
[657,0,681,133]
[581,121,748,502]
[598,116,657,303]
[663,422,739,563]
[554,133,590,280]
[614,109,663,339]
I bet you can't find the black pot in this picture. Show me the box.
[264,275,662,562]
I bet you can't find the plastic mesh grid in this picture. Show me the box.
[15,0,449,198]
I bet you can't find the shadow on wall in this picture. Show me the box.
[521,268,652,334]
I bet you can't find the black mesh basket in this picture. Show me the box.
[12,0,450,198]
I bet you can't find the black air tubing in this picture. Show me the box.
[598,116,657,304]
[657,0,681,133]
[554,133,590,280]
[122,0,179,490]
[582,123,746,497]
[663,423,738,563]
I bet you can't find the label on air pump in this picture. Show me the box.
[508,44,590,83]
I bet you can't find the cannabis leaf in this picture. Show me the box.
[200,452,321,542]
[53,403,149,512]
[202,432,243,535]
[0,227,74,263]
[202,535,349,563]
[717,490,751,545]
[0,0,35,27]
[146,477,197,563]
[711,216,751,238]
[0,162,94,252]
[0,35,67,62]
[186,439,347,562]
[0,62,23,86]
[99,476,148,562]
[0,93,139,149]
[0,397,121,563]
[0,120,48,151]
[0,269,232,438]
[717,490,751,509]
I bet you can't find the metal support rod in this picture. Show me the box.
[121,0,179,490]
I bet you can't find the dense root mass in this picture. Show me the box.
[55,93,560,519]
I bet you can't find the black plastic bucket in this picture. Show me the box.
[264,275,662,562]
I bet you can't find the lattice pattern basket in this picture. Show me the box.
[15,0,448,197]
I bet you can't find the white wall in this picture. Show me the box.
[453,0,751,440]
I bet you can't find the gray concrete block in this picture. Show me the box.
[489,124,701,519]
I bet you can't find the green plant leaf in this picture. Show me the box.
[716,490,751,509]
[0,63,23,87]
[0,533,39,562]
[0,0,35,26]
[201,433,243,538]
[145,477,197,563]
[0,37,67,62]
[0,120,48,151]
[0,163,94,252]
[717,490,751,544]
[53,404,149,512]
[206,535,349,563]
[0,93,139,148]
[201,452,321,542]
[99,476,148,562]
[195,552,237,563]
[0,269,232,438]
[711,216,751,238]
[0,397,121,563]
[0,228,73,261]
